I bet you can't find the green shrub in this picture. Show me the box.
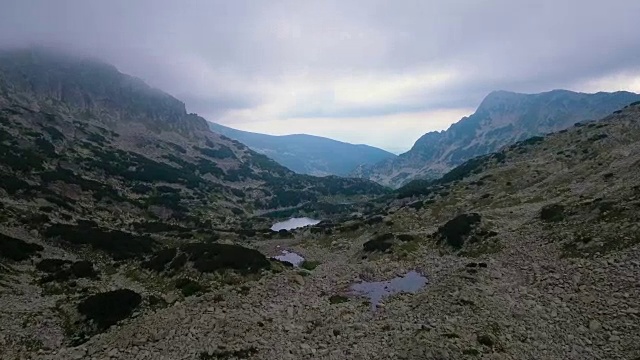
[36,258,71,273]
[70,261,97,278]
[77,289,142,330]
[436,213,481,248]
[142,248,177,272]
[42,126,65,141]
[397,234,416,242]
[175,278,206,297]
[329,295,349,304]
[300,260,321,271]
[44,222,157,259]
[181,243,271,274]
[0,233,43,261]
[540,204,565,222]
[363,233,395,252]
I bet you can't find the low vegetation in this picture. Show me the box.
[0,233,43,261]
[77,289,142,330]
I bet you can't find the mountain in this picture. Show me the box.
[0,48,387,226]
[354,89,640,187]
[0,47,391,350]
[208,122,397,176]
[6,74,640,358]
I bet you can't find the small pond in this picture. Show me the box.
[350,271,428,309]
[273,250,305,267]
[271,217,320,231]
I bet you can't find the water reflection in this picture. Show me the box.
[350,271,427,308]
[271,217,320,231]
[273,250,305,267]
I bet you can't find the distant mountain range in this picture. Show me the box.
[353,89,640,188]
[208,122,397,177]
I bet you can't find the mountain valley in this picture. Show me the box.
[209,122,397,177]
[0,49,639,360]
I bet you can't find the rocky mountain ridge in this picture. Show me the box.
[354,89,640,188]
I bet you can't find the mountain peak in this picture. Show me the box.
[356,89,640,187]
[0,48,208,134]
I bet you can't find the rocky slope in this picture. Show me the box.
[0,48,387,225]
[354,89,640,188]
[0,48,386,357]
[2,49,640,360]
[208,122,397,177]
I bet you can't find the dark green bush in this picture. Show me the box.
[0,174,34,195]
[199,347,258,360]
[36,258,71,273]
[175,278,206,297]
[519,136,544,146]
[329,295,349,304]
[540,204,565,222]
[44,223,157,259]
[168,253,188,270]
[39,259,97,283]
[300,260,321,271]
[42,126,65,141]
[77,289,142,330]
[181,243,270,274]
[397,234,416,242]
[35,137,56,155]
[197,145,235,159]
[436,213,481,248]
[143,248,177,272]
[0,233,43,261]
[587,134,608,142]
[408,200,424,210]
[70,261,97,278]
[132,221,190,233]
[363,233,395,252]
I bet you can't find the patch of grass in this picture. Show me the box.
[199,347,258,360]
[540,204,565,222]
[561,230,640,258]
[462,348,480,356]
[397,240,420,254]
[175,278,207,297]
[329,295,349,304]
[459,240,503,258]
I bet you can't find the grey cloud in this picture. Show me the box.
[178,93,261,118]
[1,0,639,122]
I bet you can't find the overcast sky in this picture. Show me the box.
[1,0,640,153]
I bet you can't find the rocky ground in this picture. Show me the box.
[6,213,638,360]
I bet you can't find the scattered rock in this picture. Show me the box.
[589,319,601,332]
